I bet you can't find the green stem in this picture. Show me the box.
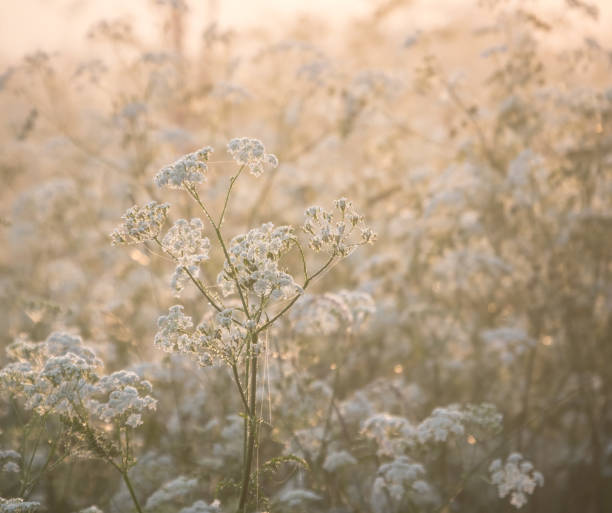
[186,186,251,319]
[219,165,245,227]
[122,470,144,513]
[237,333,259,513]
[255,255,335,335]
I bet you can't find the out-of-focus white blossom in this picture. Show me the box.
[0,333,101,417]
[144,475,198,511]
[0,498,41,513]
[178,500,222,513]
[76,507,104,513]
[110,202,170,246]
[89,370,157,428]
[227,137,278,177]
[276,489,322,508]
[291,289,375,335]
[362,414,416,457]
[322,450,357,472]
[489,453,544,508]
[370,456,429,512]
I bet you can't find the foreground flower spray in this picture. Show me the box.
[111,137,375,512]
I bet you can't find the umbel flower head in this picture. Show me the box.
[0,332,156,431]
[161,218,211,296]
[227,137,278,176]
[303,197,376,256]
[217,222,301,302]
[110,201,170,246]
[154,146,213,189]
[489,453,544,509]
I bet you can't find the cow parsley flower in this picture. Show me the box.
[303,198,376,256]
[322,450,357,472]
[154,306,247,367]
[161,218,211,296]
[154,305,196,355]
[77,507,104,513]
[145,476,198,510]
[227,137,278,176]
[362,413,417,457]
[0,333,102,417]
[89,370,157,428]
[276,489,321,508]
[110,202,170,246]
[154,146,213,189]
[291,289,375,335]
[217,223,301,302]
[178,500,222,513]
[489,453,544,509]
[371,456,428,509]
[0,498,41,513]
[415,406,466,444]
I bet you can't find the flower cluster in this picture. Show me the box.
[303,198,376,256]
[154,146,213,189]
[371,456,430,508]
[144,475,198,511]
[0,498,41,513]
[154,305,198,358]
[0,450,20,474]
[88,370,157,428]
[110,201,170,246]
[178,500,223,513]
[154,305,249,367]
[217,223,301,302]
[161,218,211,296]
[291,289,375,335]
[227,137,278,177]
[361,414,417,457]
[0,333,156,431]
[489,453,544,509]
[362,404,503,455]
[322,450,357,473]
[0,333,101,417]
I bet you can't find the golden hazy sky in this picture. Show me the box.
[1,0,610,62]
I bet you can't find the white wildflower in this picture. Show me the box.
[144,476,198,511]
[154,305,196,354]
[489,453,544,509]
[217,223,300,302]
[178,500,222,513]
[110,202,170,246]
[89,370,157,428]
[322,450,357,472]
[303,198,375,256]
[416,406,465,444]
[226,137,278,177]
[291,289,375,335]
[371,456,427,508]
[0,498,41,513]
[162,218,211,296]
[154,146,213,189]
[276,489,321,508]
[2,462,19,473]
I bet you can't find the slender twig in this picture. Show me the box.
[219,165,246,227]
[255,255,335,335]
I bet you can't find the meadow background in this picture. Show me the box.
[1,1,611,512]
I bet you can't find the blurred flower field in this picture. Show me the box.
[0,1,611,512]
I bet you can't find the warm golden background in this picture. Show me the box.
[1,1,611,513]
